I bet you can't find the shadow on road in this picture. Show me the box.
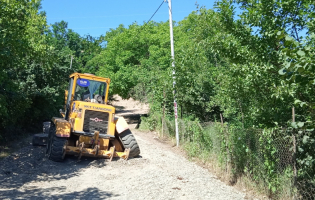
[0,186,117,199]
[0,144,118,199]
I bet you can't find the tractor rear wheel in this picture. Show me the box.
[46,124,54,154]
[119,129,140,158]
[47,130,67,162]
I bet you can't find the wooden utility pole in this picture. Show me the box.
[220,113,224,126]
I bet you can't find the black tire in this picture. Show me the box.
[47,130,67,162]
[119,129,140,158]
[46,125,54,154]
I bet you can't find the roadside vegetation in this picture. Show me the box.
[1,0,314,199]
[0,0,104,140]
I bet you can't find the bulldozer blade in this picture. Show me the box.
[114,148,130,160]
[109,146,115,162]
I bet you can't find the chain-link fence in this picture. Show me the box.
[211,126,315,199]
[294,131,315,199]
[240,129,296,198]
[142,114,315,199]
[158,118,315,199]
[209,126,315,199]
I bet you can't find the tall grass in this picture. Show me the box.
[140,114,298,199]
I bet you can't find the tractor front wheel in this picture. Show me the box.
[119,129,140,158]
[47,131,67,162]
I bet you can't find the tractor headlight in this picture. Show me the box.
[78,109,82,118]
[112,113,115,123]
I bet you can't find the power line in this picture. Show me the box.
[71,27,114,30]
[146,0,166,24]
[47,11,192,20]
[48,13,156,20]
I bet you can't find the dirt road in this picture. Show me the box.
[0,97,246,199]
[0,128,245,200]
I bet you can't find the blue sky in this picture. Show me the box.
[41,0,217,37]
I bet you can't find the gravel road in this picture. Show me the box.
[0,127,246,200]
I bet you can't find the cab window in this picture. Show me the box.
[74,78,107,104]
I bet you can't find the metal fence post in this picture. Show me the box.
[292,107,297,198]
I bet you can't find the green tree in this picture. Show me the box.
[0,0,52,138]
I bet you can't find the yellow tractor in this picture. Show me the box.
[45,73,140,161]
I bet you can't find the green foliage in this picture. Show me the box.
[88,22,172,102]
[0,0,103,141]
[139,112,161,132]
[0,0,52,137]
[88,16,222,120]
[87,3,315,196]
[2,0,315,197]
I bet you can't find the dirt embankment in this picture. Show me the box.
[0,96,246,200]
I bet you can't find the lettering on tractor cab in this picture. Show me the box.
[77,79,90,87]
[90,117,103,122]
[84,105,112,112]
